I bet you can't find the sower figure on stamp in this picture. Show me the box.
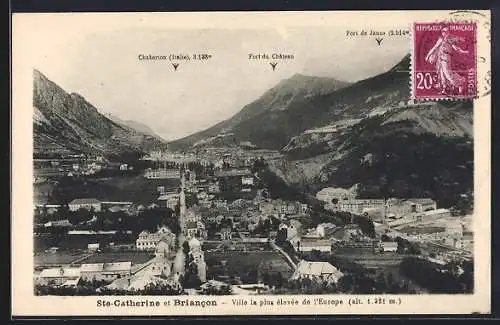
[425,27,469,95]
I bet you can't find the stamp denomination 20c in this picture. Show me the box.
[412,22,477,100]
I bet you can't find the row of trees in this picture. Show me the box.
[381,235,422,255]
[250,216,281,236]
[197,282,232,295]
[35,206,181,236]
[259,269,418,294]
[35,282,184,296]
[295,251,419,294]
[399,257,473,293]
[181,241,202,289]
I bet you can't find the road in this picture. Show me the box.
[270,240,297,271]
[172,170,186,277]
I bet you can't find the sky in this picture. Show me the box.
[29,22,410,141]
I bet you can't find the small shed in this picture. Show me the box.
[87,243,100,252]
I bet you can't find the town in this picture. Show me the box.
[33,148,473,296]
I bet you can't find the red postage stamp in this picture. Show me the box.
[412,22,477,100]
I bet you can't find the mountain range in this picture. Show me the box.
[33,70,167,158]
[168,73,350,150]
[32,54,473,210]
[169,54,473,209]
[170,55,472,153]
[106,114,165,140]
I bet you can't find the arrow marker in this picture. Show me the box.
[172,63,179,71]
[270,62,278,71]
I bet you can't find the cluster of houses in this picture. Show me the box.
[325,197,437,216]
[37,219,208,290]
[136,225,177,252]
[144,167,181,180]
[186,147,282,169]
[36,261,133,287]
[36,199,140,229]
[391,220,473,255]
[278,218,399,255]
[34,155,108,179]
[317,191,442,226]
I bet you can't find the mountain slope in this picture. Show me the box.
[169,53,473,210]
[168,73,350,150]
[262,61,473,210]
[33,70,167,157]
[226,55,413,150]
[107,114,165,140]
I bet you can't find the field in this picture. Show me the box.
[34,183,56,205]
[340,253,407,268]
[202,242,223,251]
[205,251,294,283]
[34,250,88,266]
[39,174,180,204]
[398,226,446,234]
[331,251,426,293]
[77,251,154,265]
[34,234,135,252]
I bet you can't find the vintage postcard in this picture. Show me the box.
[11,10,491,316]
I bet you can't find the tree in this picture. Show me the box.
[352,215,375,238]
[183,261,201,289]
[137,208,179,234]
[199,282,232,295]
[55,204,70,220]
[451,190,473,216]
[407,242,421,255]
[182,241,190,256]
[68,208,92,225]
[338,275,355,293]
[399,257,467,293]
[206,222,218,239]
[381,234,391,242]
[220,218,233,229]
[276,228,287,245]
[140,282,183,295]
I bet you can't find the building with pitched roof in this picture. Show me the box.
[291,261,343,283]
[185,220,206,239]
[80,262,132,282]
[404,198,437,213]
[336,199,384,214]
[315,223,338,238]
[136,225,176,251]
[37,267,81,286]
[187,237,206,282]
[278,219,302,247]
[68,198,102,212]
[297,239,333,253]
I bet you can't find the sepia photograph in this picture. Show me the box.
[12,10,491,315]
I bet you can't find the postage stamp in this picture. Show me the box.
[412,22,477,100]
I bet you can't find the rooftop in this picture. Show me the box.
[157,193,179,201]
[295,261,341,276]
[80,262,132,273]
[186,221,199,229]
[300,239,333,247]
[406,198,436,204]
[318,223,337,230]
[69,198,101,205]
[39,267,81,278]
